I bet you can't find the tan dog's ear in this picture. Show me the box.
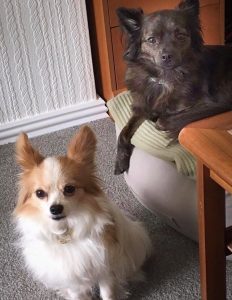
[16,133,44,171]
[67,126,97,165]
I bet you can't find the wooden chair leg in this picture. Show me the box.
[226,226,232,255]
[197,161,226,300]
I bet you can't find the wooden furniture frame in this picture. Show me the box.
[86,0,225,101]
[179,111,232,300]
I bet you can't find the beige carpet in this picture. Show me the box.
[1,117,232,299]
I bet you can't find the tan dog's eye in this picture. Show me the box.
[63,185,76,196]
[35,189,47,199]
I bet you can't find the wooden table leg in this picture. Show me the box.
[197,160,226,300]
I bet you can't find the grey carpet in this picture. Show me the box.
[0,117,232,300]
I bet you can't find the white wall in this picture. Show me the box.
[0,0,107,144]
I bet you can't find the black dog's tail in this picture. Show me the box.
[158,101,232,142]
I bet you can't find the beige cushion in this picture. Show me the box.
[116,125,232,245]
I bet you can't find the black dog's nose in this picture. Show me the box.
[50,204,64,215]
[162,53,173,62]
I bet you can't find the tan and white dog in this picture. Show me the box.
[14,126,152,300]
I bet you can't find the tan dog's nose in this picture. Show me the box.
[50,204,64,215]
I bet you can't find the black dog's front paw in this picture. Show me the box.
[114,156,130,175]
[155,118,166,131]
[114,148,131,175]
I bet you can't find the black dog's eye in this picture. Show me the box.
[63,185,76,196]
[176,33,187,41]
[35,189,47,199]
[147,37,156,44]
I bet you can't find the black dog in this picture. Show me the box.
[114,0,232,175]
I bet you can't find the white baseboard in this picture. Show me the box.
[0,99,108,145]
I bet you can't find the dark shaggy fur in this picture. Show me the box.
[114,0,232,175]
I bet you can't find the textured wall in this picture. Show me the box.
[0,0,96,125]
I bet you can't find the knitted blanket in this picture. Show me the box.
[107,91,196,178]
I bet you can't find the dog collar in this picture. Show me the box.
[55,227,73,244]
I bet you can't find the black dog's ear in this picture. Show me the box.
[177,0,203,51]
[177,0,199,16]
[116,7,143,34]
[116,7,143,61]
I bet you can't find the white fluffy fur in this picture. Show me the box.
[14,128,152,300]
